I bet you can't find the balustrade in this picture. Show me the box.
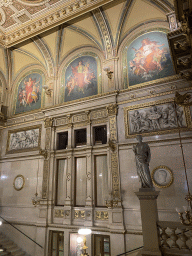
[158,221,192,255]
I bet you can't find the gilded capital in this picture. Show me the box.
[44,117,53,128]
[106,104,118,116]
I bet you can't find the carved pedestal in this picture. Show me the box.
[135,190,162,256]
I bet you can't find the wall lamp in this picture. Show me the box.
[103,66,113,79]
[42,85,53,96]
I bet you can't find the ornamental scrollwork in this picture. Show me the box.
[44,117,53,128]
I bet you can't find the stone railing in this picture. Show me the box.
[158,221,192,255]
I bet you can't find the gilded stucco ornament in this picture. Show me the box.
[0,0,13,7]
[106,104,118,116]
[151,166,174,188]
[13,175,25,191]
[17,0,49,5]
[0,8,6,26]
[44,117,53,128]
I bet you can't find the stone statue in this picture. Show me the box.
[133,135,154,189]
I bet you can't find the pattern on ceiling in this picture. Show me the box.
[0,0,174,48]
[0,0,115,47]
[0,0,60,30]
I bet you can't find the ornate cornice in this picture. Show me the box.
[0,0,115,48]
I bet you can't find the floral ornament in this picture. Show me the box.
[0,8,6,26]
[0,0,13,8]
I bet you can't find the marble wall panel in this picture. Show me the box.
[119,141,192,227]
[0,158,43,218]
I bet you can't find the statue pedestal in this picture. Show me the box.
[135,189,162,256]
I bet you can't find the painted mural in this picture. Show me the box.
[126,31,175,87]
[63,55,98,102]
[14,72,43,114]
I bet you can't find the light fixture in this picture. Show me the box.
[103,66,113,79]
[32,192,41,207]
[78,229,92,256]
[77,237,83,244]
[32,159,41,207]
[42,85,53,96]
[174,92,192,225]
[0,221,2,226]
[78,228,92,235]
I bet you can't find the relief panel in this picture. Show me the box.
[7,125,41,153]
[124,99,190,138]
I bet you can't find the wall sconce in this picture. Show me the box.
[32,192,41,207]
[103,66,113,79]
[42,85,53,96]
[39,148,48,159]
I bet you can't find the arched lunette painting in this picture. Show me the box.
[61,53,101,103]
[14,71,44,114]
[124,31,175,87]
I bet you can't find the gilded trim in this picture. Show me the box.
[151,165,174,188]
[124,98,191,138]
[6,125,41,154]
[13,174,25,191]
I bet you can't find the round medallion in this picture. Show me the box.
[151,166,174,188]
[17,0,49,6]
[13,175,25,191]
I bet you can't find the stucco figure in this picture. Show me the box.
[133,135,154,189]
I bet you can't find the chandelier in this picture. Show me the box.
[175,92,192,225]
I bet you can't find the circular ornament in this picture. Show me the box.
[17,0,49,6]
[151,166,173,188]
[13,175,25,191]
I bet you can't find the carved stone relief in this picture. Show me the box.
[124,99,191,138]
[95,211,109,220]
[55,209,64,218]
[74,210,85,219]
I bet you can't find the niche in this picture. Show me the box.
[93,125,107,145]
[75,128,87,147]
[57,132,68,150]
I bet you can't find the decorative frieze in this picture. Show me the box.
[109,116,117,141]
[6,125,41,154]
[55,117,69,126]
[95,211,109,220]
[42,160,49,199]
[124,98,191,138]
[72,113,87,123]
[74,210,85,219]
[55,209,64,218]
[91,109,108,120]
[54,107,109,128]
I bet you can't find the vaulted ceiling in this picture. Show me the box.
[0,0,174,48]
